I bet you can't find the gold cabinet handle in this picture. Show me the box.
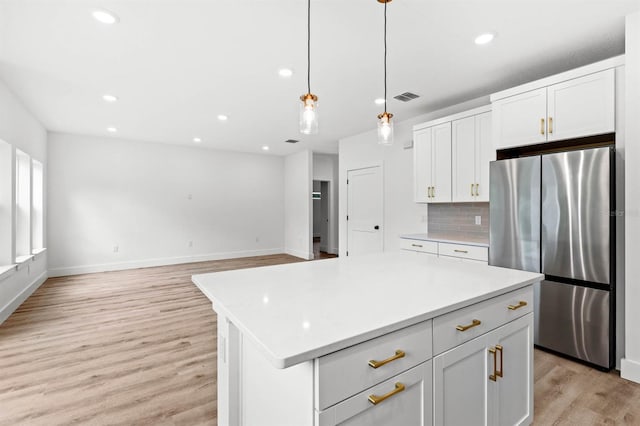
[470,183,474,197]
[456,319,481,332]
[411,244,423,248]
[540,118,545,135]
[454,249,468,254]
[432,186,435,198]
[508,301,527,310]
[368,382,405,405]
[475,183,479,197]
[368,349,405,369]
[548,117,553,134]
[489,347,498,381]
[429,186,433,198]
[496,345,504,378]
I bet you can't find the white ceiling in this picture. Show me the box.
[0,0,638,156]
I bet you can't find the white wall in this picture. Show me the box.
[47,133,285,276]
[313,153,339,254]
[0,78,48,323]
[284,150,313,260]
[622,11,640,384]
[338,98,488,258]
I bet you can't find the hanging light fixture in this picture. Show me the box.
[377,0,394,145]
[299,0,318,135]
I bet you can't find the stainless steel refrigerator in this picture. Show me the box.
[489,146,615,369]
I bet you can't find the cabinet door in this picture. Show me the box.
[493,88,547,149]
[492,314,533,426]
[433,334,490,426]
[318,361,432,426]
[452,116,476,202]
[474,112,492,201]
[547,69,615,141]
[431,122,452,203]
[414,128,433,203]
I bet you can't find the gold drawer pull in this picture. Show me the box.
[475,183,479,197]
[454,249,468,254]
[411,244,423,248]
[496,345,504,378]
[456,319,481,332]
[540,118,545,135]
[470,183,474,196]
[368,382,405,405]
[508,301,527,310]
[548,117,553,134]
[368,349,405,369]
[489,347,498,381]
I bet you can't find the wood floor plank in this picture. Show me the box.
[1,254,639,425]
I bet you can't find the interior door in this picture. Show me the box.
[347,166,383,256]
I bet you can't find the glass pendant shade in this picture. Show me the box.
[299,93,319,135]
[377,111,394,145]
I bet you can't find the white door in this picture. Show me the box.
[452,116,476,202]
[475,112,493,202]
[347,166,383,256]
[492,87,547,149]
[431,122,452,203]
[413,127,432,203]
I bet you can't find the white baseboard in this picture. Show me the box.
[327,247,339,255]
[621,358,640,384]
[0,271,48,324]
[285,248,314,260]
[48,248,285,277]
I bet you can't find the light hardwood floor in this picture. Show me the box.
[1,254,638,425]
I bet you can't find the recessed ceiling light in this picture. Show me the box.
[217,115,228,121]
[262,146,270,151]
[374,98,386,105]
[103,94,118,102]
[474,33,495,45]
[107,127,117,133]
[92,9,119,25]
[193,137,202,143]
[278,68,293,78]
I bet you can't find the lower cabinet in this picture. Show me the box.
[433,314,533,426]
[317,361,432,426]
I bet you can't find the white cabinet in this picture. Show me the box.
[452,112,492,202]
[414,123,452,203]
[492,68,615,150]
[433,314,533,426]
[400,237,488,264]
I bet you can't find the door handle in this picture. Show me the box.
[374,225,380,230]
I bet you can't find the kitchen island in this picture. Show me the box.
[192,252,543,426]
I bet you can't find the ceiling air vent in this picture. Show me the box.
[284,139,299,144]
[393,92,420,102]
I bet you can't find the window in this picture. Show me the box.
[15,149,31,262]
[32,159,44,252]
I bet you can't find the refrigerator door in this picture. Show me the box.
[489,156,541,272]
[534,280,610,368]
[541,147,611,285]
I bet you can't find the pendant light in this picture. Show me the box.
[299,0,318,135]
[377,0,394,145]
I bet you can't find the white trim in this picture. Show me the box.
[621,358,640,384]
[0,270,47,324]
[0,264,17,282]
[413,104,492,131]
[490,55,625,102]
[285,248,314,260]
[48,248,285,277]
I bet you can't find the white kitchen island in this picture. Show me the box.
[192,252,543,426]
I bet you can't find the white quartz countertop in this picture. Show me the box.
[400,233,489,247]
[192,252,541,369]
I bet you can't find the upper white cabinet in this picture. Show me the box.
[452,112,492,202]
[414,123,452,203]
[414,106,491,204]
[492,64,617,150]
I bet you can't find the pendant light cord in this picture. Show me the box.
[307,0,311,95]
[384,0,387,113]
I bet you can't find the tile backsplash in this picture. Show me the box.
[428,202,489,237]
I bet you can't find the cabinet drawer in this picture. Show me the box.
[315,320,432,411]
[400,238,438,254]
[432,286,533,355]
[438,242,488,262]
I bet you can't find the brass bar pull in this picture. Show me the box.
[548,117,553,134]
[454,249,468,254]
[432,186,435,198]
[430,187,433,198]
[428,187,432,198]
[456,319,481,332]
[411,244,423,248]
[489,347,498,381]
[540,118,545,135]
[471,183,474,197]
[475,183,479,197]
[368,350,406,369]
[496,345,504,378]
[508,301,527,310]
[368,382,405,405]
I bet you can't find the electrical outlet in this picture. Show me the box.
[188,241,193,247]
[475,216,481,225]
[187,193,193,200]
[113,245,119,253]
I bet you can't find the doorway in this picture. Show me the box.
[313,180,336,259]
[346,166,383,256]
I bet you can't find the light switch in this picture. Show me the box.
[475,216,481,225]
